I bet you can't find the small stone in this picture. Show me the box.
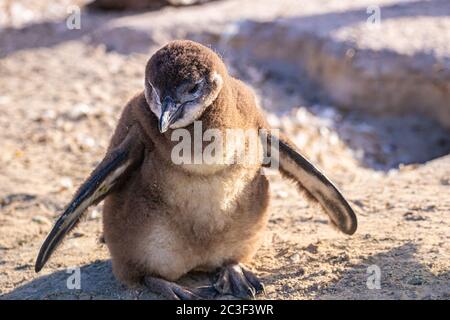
[67,103,92,121]
[99,235,106,244]
[345,48,356,59]
[275,190,288,199]
[60,177,73,190]
[352,199,365,208]
[403,211,427,221]
[33,109,57,122]
[14,150,24,158]
[32,216,51,225]
[387,169,398,176]
[304,244,318,254]
[329,132,340,145]
[319,126,330,137]
[289,253,301,263]
[88,208,100,220]
[77,134,96,149]
[266,113,281,128]
[0,96,11,105]
[408,275,424,286]
[294,108,309,125]
[385,202,395,209]
[72,232,84,238]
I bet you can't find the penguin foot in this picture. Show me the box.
[213,264,265,299]
[144,276,204,300]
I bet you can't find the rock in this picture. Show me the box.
[275,190,288,199]
[304,244,318,254]
[352,199,365,209]
[0,96,11,105]
[403,211,427,221]
[32,216,51,226]
[59,177,74,190]
[72,232,85,238]
[76,134,96,150]
[289,253,301,263]
[266,113,281,128]
[66,104,92,121]
[408,275,425,286]
[33,109,57,122]
[0,194,36,207]
[88,209,101,220]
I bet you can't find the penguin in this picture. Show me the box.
[35,40,357,300]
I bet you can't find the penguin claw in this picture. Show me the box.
[144,276,204,300]
[242,267,266,295]
[172,286,204,300]
[143,265,265,300]
[214,264,265,299]
[192,285,220,299]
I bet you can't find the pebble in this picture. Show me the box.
[304,243,318,254]
[403,211,427,221]
[0,96,11,105]
[289,253,301,263]
[72,232,85,238]
[66,103,92,121]
[266,113,281,128]
[275,190,288,199]
[76,134,96,149]
[408,275,424,286]
[32,215,51,226]
[88,208,101,220]
[60,177,74,190]
[294,108,310,125]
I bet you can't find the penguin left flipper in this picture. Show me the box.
[265,132,357,235]
[35,127,144,272]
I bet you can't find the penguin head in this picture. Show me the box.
[145,40,226,133]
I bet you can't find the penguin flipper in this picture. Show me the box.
[269,133,357,235]
[35,129,144,272]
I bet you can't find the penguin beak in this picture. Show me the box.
[159,96,182,133]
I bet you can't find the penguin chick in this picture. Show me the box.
[35,40,357,300]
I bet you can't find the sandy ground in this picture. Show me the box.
[0,0,449,299]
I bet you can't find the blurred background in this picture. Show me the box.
[0,0,449,300]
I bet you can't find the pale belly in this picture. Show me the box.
[104,159,270,282]
[138,162,269,280]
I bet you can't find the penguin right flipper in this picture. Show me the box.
[266,133,357,235]
[35,127,144,272]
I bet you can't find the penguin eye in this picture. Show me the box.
[189,84,199,94]
[178,79,204,102]
[187,83,200,95]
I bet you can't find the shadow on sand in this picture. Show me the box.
[259,242,449,299]
[2,243,448,299]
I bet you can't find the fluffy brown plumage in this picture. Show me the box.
[35,40,356,299]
